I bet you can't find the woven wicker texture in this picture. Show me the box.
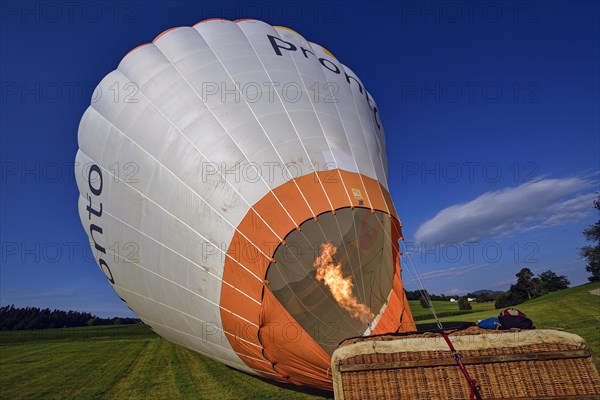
[336,330,600,399]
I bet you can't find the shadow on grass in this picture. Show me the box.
[416,321,473,332]
[226,366,333,399]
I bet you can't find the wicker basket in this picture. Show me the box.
[331,328,600,399]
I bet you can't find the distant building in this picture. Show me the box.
[449,298,457,302]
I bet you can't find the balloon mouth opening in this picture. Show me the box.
[265,207,395,355]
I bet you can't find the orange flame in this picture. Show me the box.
[313,242,374,324]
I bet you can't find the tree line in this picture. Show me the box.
[404,290,497,303]
[405,290,455,302]
[494,268,569,308]
[0,305,140,330]
[406,267,570,310]
[581,193,600,282]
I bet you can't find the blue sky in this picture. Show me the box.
[1,1,598,317]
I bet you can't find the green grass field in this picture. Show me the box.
[0,324,328,400]
[1,282,598,399]
[408,299,495,320]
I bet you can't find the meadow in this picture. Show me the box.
[1,281,598,399]
[417,281,600,355]
[0,323,328,400]
[408,298,495,320]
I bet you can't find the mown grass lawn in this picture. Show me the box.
[0,325,329,400]
[1,282,598,399]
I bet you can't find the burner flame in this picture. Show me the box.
[313,242,374,324]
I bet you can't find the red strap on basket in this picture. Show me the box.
[441,332,482,400]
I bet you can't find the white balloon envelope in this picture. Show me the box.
[76,19,415,390]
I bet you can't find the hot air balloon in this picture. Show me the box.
[75,19,415,390]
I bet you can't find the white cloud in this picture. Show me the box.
[414,177,595,244]
[538,192,597,227]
